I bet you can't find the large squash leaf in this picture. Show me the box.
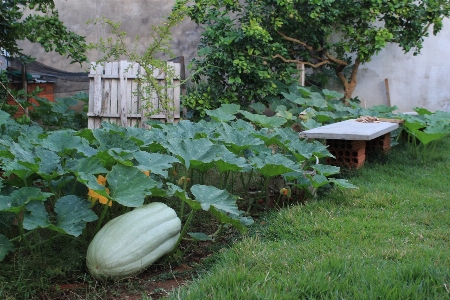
[133,151,180,178]
[107,164,157,207]
[164,138,220,169]
[214,122,263,153]
[51,195,98,236]
[238,110,287,128]
[41,130,87,154]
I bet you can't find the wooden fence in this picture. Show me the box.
[88,60,181,129]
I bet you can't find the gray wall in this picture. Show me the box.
[17,1,450,113]
[18,0,203,72]
[344,18,450,113]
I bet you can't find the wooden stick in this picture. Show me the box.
[378,118,404,124]
[297,63,305,86]
[385,78,391,107]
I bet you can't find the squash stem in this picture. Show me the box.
[94,200,111,234]
[173,210,195,251]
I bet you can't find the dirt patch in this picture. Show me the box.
[44,235,228,299]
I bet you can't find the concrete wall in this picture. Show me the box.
[346,18,450,113]
[17,1,450,113]
[18,0,203,73]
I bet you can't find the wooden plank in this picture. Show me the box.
[88,60,181,128]
[130,63,140,117]
[119,60,129,127]
[93,63,104,117]
[87,113,143,118]
[110,61,119,115]
[102,62,112,115]
[88,63,96,128]
[88,74,140,79]
[173,62,181,119]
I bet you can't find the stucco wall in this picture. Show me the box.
[345,18,450,113]
[17,1,450,113]
[18,0,203,73]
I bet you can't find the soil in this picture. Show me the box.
[45,239,221,300]
[41,188,311,299]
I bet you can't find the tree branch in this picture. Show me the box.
[323,52,348,66]
[277,31,348,66]
[349,57,361,86]
[277,31,319,52]
[272,54,331,68]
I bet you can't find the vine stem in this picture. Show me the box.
[172,210,195,252]
[94,200,111,234]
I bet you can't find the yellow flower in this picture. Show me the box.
[142,170,150,176]
[97,175,107,186]
[88,175,111,206]
[177,176,191,186]
[280,187,289,196]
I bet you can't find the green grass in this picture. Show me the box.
[168,138,450,299]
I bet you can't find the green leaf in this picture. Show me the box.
[301,119,323,130]
[187,232,213,241]
[41,130,86,154]
[307,92,328,108]
[307,174,329,188]
[107,148,135,166]
[297,87,312,97]
[35,147,63,180]
[164,138,220,169]
[93,128,139,151]
[208,206,248,233]
[215,148,249,172]
[215,122,264,153]
[239,110,287,128]
[249,153,299,177]
[289,140,331,161]
[414,107,433,115]
[23,201,51,230]
[0,110,11,126]
[0,188,53,213]
[219,104,241,114]
[133,151,180,178]
[107,165,156,207]
[53,195,98,236]
[311,164,340,176]
[282,92,307,106]
[0,234,14,261]
[275,110,294,120]
[328,178,358,189]
[206,109,236,122]
[322,89,343,100]
[65,157,108,175]
[190,185,240,216]
[249,102,266,114]
[168,183,202,210]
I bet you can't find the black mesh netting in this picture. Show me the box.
[7,58,89,96]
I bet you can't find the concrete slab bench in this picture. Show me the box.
[299,119,400,168]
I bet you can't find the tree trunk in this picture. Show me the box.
[336,57,361,103]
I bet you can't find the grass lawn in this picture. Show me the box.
[168,137,450,299]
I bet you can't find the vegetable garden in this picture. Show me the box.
[1,82,450,298]
[1,0,450,298]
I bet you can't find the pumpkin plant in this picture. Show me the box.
[0,106,356,263]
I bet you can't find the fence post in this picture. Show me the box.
[119,60,128,127]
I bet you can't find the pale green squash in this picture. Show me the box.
[86,202,181,279]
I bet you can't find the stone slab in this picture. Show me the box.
[299,119,399,140]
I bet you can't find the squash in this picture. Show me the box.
[86,202,181,279]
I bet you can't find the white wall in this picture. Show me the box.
[351,18,450,113]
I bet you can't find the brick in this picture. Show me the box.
[343,140,366,150]
[343,147,365,158]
